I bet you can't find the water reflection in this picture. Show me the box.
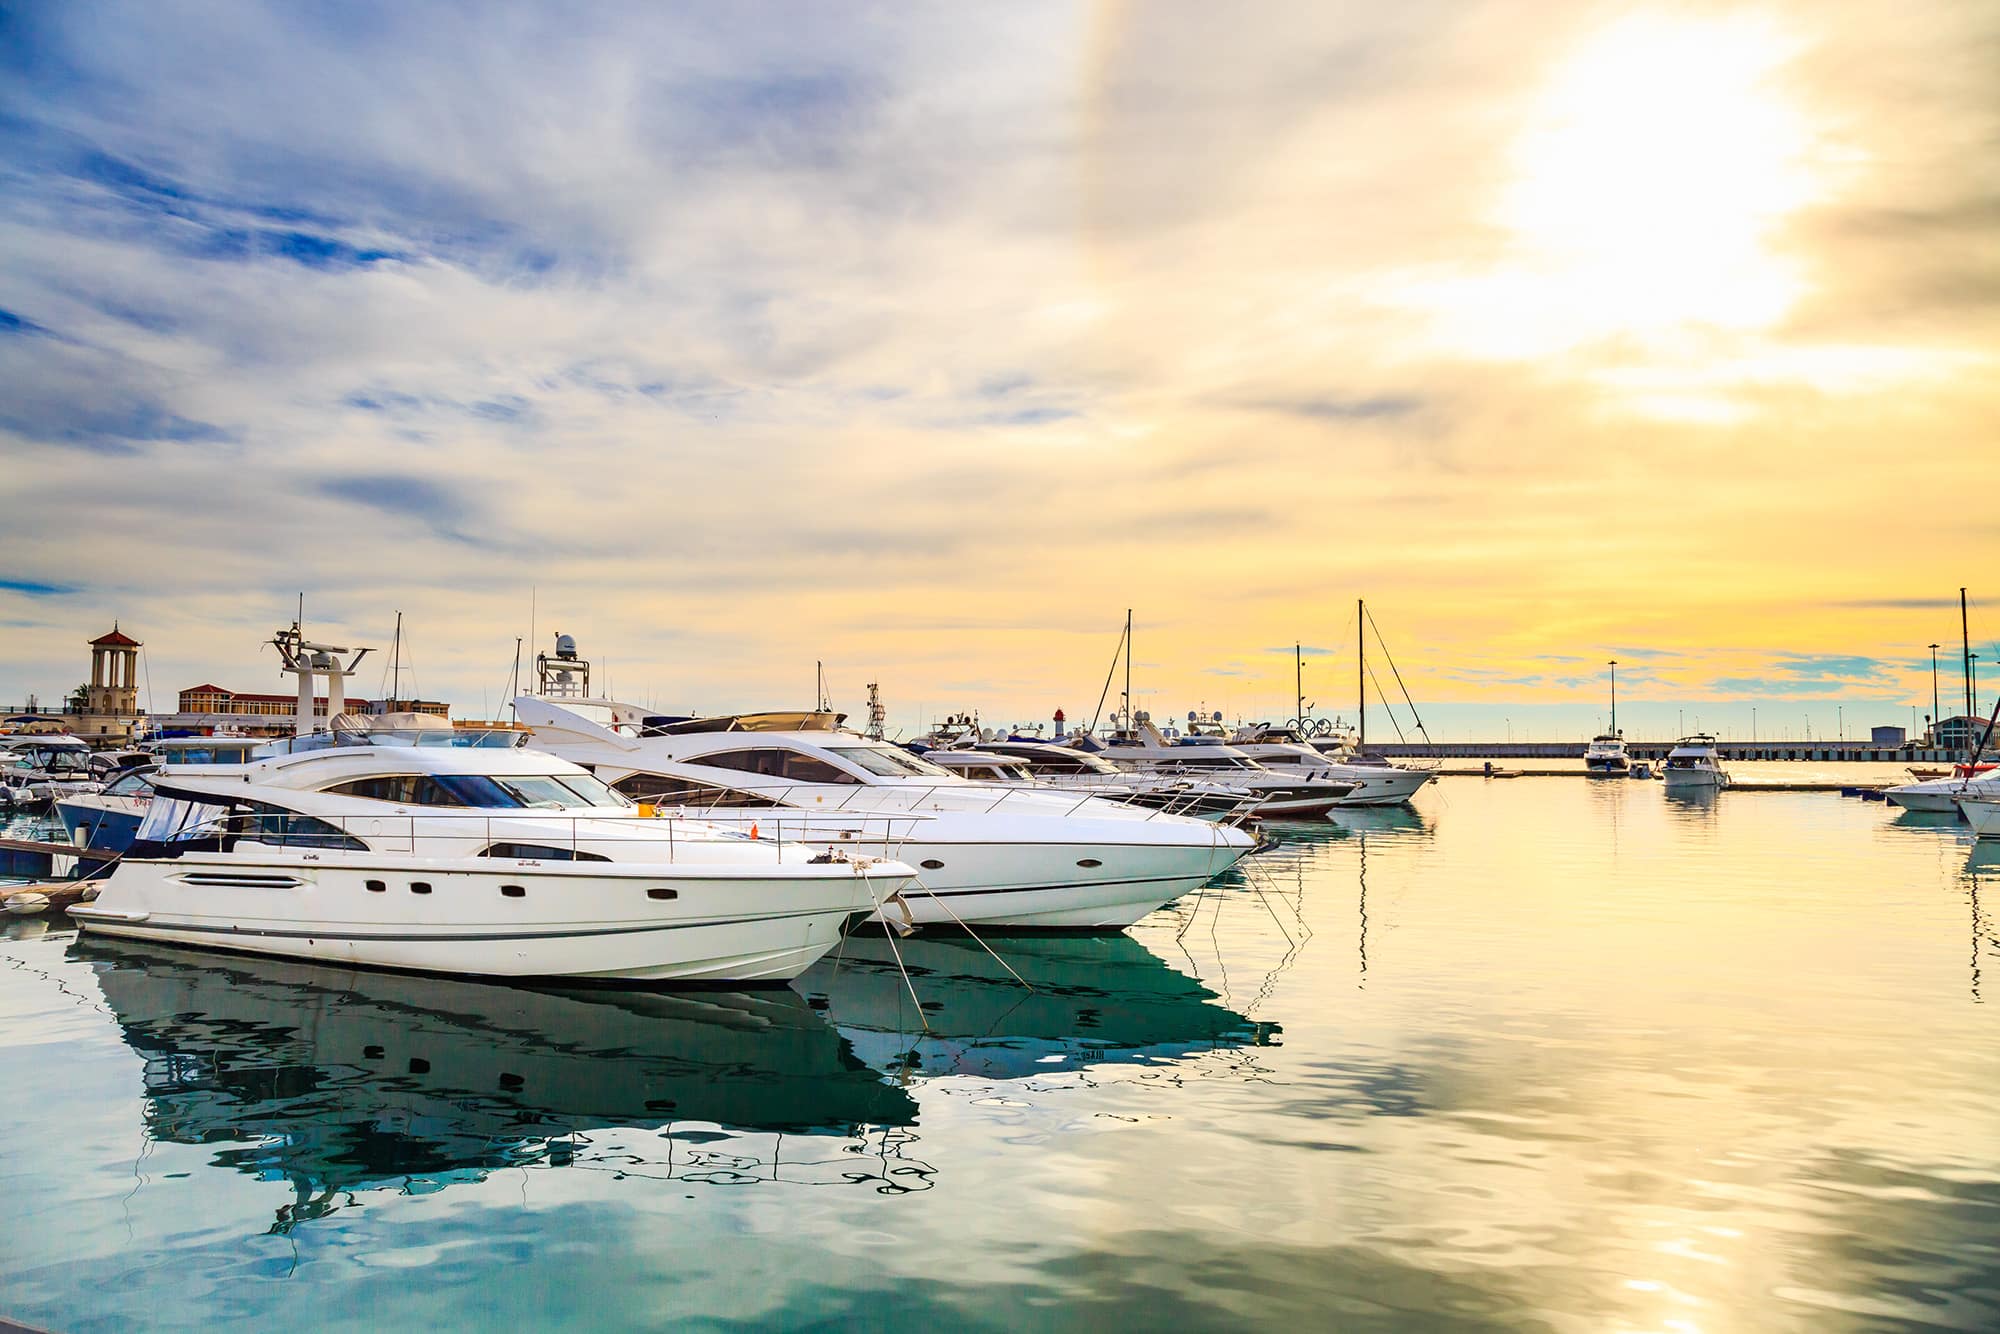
[77,940,923,1230]
[1661,786,1723,822]
[801,933,1277,1082]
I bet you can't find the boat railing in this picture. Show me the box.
[140,806,948,868]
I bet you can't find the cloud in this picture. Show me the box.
[0,579,76,597]
[0,1,1995,726]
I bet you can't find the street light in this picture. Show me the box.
[1930,643,1941,742]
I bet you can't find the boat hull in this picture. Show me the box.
[1661,771,1729,790]
[70,856,897,983]
[1961,800,2000,839]
[54,795,147,853]
[660,810,1254,930]
[1886,777,1996,813]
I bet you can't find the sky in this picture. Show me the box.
[1,0,1996,742]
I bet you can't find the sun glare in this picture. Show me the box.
[1395,12,1827,363]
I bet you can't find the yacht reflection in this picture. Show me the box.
[79,940,922,1230]
[801,933,1278,1082]
[1661,786,1722,821]
[1325,805,1435,840]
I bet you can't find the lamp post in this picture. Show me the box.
[1930,643,1941,744]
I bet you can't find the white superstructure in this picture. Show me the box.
[1661,735,1731,790]
[1224,724,1435,807]
[1070,716,1357,818]
[515,692,1254,931]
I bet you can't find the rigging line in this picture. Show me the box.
[1365,606,1432,743]
[1366,658,1409,743]
[1087,616,1128,736]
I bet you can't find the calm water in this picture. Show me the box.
[4,777,1997,1331]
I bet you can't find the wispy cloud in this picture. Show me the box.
[0,1,1993,724]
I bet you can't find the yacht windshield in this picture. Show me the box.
[825,746,953,778]
[493,774,629,809]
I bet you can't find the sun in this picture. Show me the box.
[1393,11,1829,365]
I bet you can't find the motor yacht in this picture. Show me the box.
[1583,734,1631,773]
[922,740,1259,820]
[1069,713,1356,819]
[0,735,102,807]
[1885,771,2000,814]
[513,674,1254,932]
[1223,723,1435,807]
[55,735,266,854]
[69,712,908,983]
[1661,735,1731,790]
[1585,661,1630,773]
[1959,796,2000,839]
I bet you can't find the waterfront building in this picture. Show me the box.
[161,683,449,737]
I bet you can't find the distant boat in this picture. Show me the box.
[1661,735,1730,791]
[1584,660,1630,773]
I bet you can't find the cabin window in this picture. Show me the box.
[646,887,678,900]
[410,882,432,895]
[825,746,953,778]
[231,803,366,851]
[365,879,386,892]
[611,773,779,807]
[324,774,468,805]
[1077,858,1103,868]
[920,858,945,870]
[693,749,862,784]
[500,884,526,898]
[478,842,613,863]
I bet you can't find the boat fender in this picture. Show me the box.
[4,892,51,916]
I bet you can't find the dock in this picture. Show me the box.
[1434,769,1890,792]
[0,832,109,880]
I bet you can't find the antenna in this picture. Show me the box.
[866,682,886,740]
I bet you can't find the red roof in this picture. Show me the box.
[180,683,230,695]
[91,627,140,647]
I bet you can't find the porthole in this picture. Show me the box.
[501,884,526,899]
[363,1045,384,1060]
[1077,858,1103,868]
[499,1073,524,1090]
[410,881,432,895]
[647,887,678,901]
[920,859,945,870]
[365,879,386,892]
[408,1057,430,1074]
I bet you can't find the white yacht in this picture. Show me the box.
[512,644,1252,931]
[1063,713,1356,819]
[1223,724,1435,807]
[1958,796,2000,839]
[1583,735,1631,773]
[69,627,908,983]
[0,735,102,806]
[1661,735,1731,790]
[1584,660,1630,773]
[925,740,1260,820]
[1886,772,2000,814]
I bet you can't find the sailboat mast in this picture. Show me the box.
[1963,587,1974,722]
[1609,659,1617,735]
[1296,642,1304,728]
[1124,608,1133,734]
[1357,597,1366,750]
[390,610,403,704]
